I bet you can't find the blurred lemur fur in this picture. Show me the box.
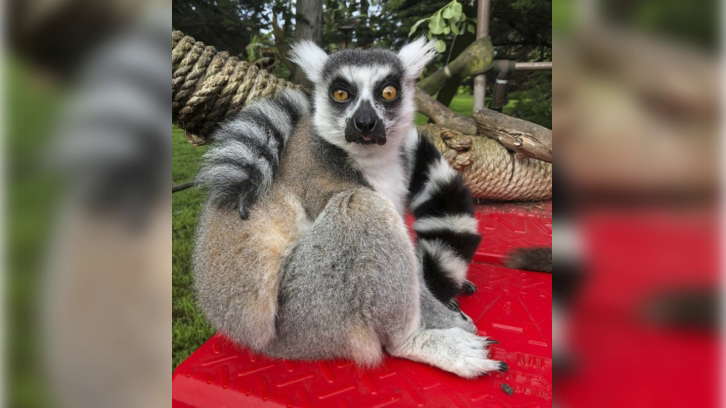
[193,39,506,377]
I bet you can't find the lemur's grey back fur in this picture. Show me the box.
[196,89,310,218]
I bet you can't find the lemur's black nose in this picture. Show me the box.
[354,114,377,132]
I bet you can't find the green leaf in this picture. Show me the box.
[427,31,433,40]
[450,21,459,35]
[452,1,463,16]
[408,18,427,37]
[443,26,450,35]
[458,11,467,22]
[433,39,446,53]
[429,12,446,34]
[442,7,454,19]
[467,24,476,34]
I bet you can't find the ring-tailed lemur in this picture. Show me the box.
[193,39,507,377]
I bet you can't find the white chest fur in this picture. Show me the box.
[343,128,417,216]
[357,153,408,215]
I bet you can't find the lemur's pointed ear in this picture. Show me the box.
[398,38,437,82]
[290,41,328,83]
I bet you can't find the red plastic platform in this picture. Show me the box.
[173,202,553,407]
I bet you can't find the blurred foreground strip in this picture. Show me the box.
[553,5,720,408]
[8,1,170,407]
[555,25,719,197]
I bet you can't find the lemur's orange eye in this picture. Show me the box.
[332,89,349,101]
[382,86,397,100]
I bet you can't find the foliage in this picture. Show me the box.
[172,0,270,58]
[408,0,476,53]
[503,71,552,129]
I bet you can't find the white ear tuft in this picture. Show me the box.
[398,38,437,82]
[289,40,328,83]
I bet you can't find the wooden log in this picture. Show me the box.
[414,88,478,135]
[473,108,552,163]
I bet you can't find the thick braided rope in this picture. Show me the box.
[172,30,304,145]
[421,125,552,201]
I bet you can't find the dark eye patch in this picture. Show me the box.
[375,75,402,102]
[328,77,356,99]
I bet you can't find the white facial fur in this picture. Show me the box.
[290,39,436,213]
[315,64,399,156]
[290,38,436,158]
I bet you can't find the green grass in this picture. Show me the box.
[171,95,476,370]
[412,94,521,125]
[415,94,475,125]
[172,127,215,369]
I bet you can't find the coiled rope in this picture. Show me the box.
[172,30,304,145]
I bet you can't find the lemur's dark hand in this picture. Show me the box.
[462,281,477,295]
[238,188,253,220]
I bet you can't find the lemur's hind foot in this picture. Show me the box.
[388,327,506,378]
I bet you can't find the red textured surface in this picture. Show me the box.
[173,202,553,407]
[557,209,720,408]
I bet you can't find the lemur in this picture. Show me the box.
[193,39,507,377]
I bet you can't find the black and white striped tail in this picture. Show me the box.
[407,135,481,306]
[196,89,310,218]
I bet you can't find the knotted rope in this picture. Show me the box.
[172,30,304,145]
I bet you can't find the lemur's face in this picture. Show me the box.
[326,63,401,146]
[291,39,436,153]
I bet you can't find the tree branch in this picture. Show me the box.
[415,88,552,163]
[414,88,477,134]
[172,181,196,193]
[473,108,552,162]
[417,36,494,95]
[272,13,295,73]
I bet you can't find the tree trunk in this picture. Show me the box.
[434,32,477,109]
[290,0,323,87]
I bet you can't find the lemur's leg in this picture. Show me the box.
[417,267,479,333]
[407,134,482,308]
[264,188,503,377]
[196,89,310,219]
[193,190,309,351]
[384,251,507,378]
[387,326,507,378]
[388,265,507,378]
[262,188,417,366]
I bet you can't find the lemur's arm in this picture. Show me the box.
[196,89,310,219]
[406,132,482,306]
